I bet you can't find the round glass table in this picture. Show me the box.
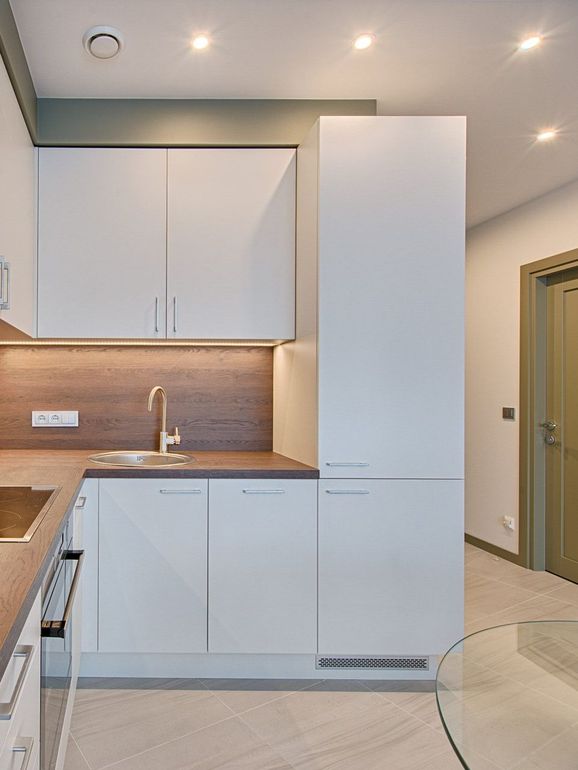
[436,622,578,769]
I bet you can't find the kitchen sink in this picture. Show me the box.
[89,451,193,468]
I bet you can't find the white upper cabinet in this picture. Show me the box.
[167,149,296,340]
[274,117,466,480]
[37,148,167,338]
[0,56,36,336]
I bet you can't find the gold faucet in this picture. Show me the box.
[147,386,181,454]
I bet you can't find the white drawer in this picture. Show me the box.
[0,594,41,760]
[0,645,40,770]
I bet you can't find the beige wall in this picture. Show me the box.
[466,178,578,553]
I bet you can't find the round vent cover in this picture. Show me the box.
[83,26,124,59]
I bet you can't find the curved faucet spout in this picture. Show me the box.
[147,385,167,435]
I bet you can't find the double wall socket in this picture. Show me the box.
[32,410,79,427]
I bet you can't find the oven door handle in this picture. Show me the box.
[41,550,85,639]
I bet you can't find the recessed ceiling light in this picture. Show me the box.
[353,33,375,51]
[519,35,542,51]
[536,129,557,142]
[192,34,210,51]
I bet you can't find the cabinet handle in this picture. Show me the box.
[0,258,9,309]
[12,738,34,770]
[41,551,84,639]
[75,496,87,509]
[325,462,369,467]
[325,489,370,495]
[159,489,202,494]
[242,489,286,495]
[154,297,159,333]
[0,645,35,720]
[173,296,177,334]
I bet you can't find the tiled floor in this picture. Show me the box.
[65,544,578,770]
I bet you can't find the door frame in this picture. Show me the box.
[520,247,578,569]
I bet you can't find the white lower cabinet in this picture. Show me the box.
[318,479,464,656]
[208,479,317,653]
[98,479,208,653]
[0,593,41,770]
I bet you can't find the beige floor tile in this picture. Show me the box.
[465,593,578,635]
[420,747,501,769]
[72,687,233,769]
[363,681,444,730]
[200,678,321,715]
[100,716,292,770]
[510,722,578,769]
[465,574,535,622]
[545,580,578,607]
[63,736,91,770]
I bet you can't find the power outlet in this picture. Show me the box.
[32,411,79,427]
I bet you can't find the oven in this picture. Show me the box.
[40,517,84,770]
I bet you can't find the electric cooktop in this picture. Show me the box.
[0,486,61,542]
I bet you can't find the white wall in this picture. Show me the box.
[0,54,36,335]
[466,178,578,553]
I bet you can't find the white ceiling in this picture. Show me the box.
[9,0,578,227]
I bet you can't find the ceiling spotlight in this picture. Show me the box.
[536,129,557,142]
[192,34,210,50]
[83,26,124,59]
[353,33,375,50]
[519,35,542,51]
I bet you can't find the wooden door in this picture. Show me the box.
[167,149,295,340]
[546,278,578,582]
[98,479,208,653]
[38,148,167,338]
[208,479,317,653]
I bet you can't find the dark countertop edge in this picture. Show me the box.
[0,477,84,681]
[84,468,320,479]
[0,460,319,679]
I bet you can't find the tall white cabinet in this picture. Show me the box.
[274,116,466,659]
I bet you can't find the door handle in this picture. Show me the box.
[12,738,34,770]
[540,420,557,431]
[0,646,35,720]
[41,550,85,639]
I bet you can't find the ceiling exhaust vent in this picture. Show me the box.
[83,26,124,60]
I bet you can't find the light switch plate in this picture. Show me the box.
[32,410,79,427]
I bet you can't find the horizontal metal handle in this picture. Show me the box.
[325,462,369,467]
[242,489,286,495]
[75,496,87,509]
[159,489,202,495]
[12,737,34,770]
[41,550,84,639]
[0,645,35,720]
[325,489,370,495]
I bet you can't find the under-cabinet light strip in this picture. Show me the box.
[0,338,289,347]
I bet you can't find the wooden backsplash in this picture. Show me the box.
[0,346,273,450]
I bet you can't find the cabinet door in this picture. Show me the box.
[77,479,98,654]
[98,479,208,653]
[317,117,465,479]
[209,479,316,653]
[318,479,463,656]
[167,149,295,340]
[38,148,167,338]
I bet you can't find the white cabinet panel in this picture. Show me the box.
[98,479,208,653]
[38,148,167,338]
[208,479,317,653]
[318,479,464,656]
[317,118,465,479]
[167,149,295,340]
[77,479,98,654]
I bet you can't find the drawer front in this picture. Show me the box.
[0,646,40,770]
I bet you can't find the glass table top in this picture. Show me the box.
[436,621,578,769]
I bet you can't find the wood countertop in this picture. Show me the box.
[0,450,317,679]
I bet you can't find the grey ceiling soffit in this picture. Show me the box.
[0,0,37,141]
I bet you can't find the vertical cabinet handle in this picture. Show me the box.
[173,296,177,334]
[0,258,9,309]
[154,297,159,333]
[0,645,35,720]
[12,738,34,770]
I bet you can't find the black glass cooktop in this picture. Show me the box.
[0,486,60,542]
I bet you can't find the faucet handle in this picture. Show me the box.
[173,427,181,445]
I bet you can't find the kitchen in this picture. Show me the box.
[1,2,576,769]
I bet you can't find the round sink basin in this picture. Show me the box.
[89,451,193,468]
